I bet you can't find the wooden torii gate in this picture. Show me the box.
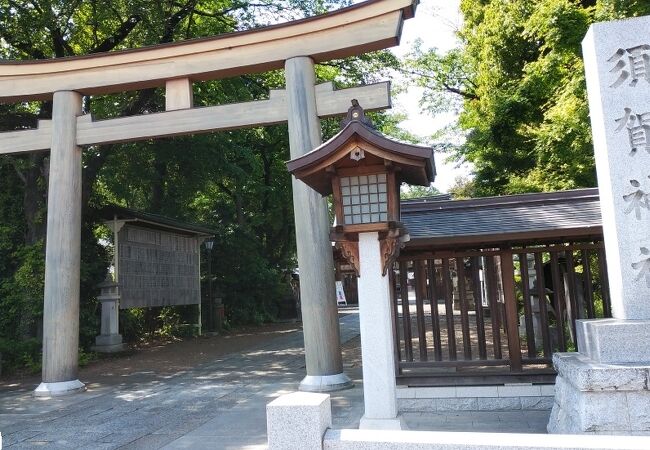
[0,0,417,396]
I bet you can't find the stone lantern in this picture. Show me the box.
[287,100,435,430]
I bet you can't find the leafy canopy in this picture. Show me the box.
[404,0,650,196]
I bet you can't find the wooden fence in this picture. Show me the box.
[392,241,611,386]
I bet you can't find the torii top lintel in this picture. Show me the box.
[0,0,417,103]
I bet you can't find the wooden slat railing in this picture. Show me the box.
[392,240,611,386]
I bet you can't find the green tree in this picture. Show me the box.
[448,176,477,199]
[404,0,650,197]
[400,184,442,200]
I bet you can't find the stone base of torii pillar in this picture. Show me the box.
[34,379,86,397]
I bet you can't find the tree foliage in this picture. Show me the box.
[405,0,650,196]
[0,0,401,373]
[400,184,442,200]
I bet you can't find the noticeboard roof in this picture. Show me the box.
[101,205,216,237]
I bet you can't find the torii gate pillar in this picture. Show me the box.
[35,91,86,397]
[0,0,417,397]
[285,57,352,391]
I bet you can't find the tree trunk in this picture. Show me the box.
[23,153,47,245]
[150,156,167,213]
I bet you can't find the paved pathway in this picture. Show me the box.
[0,311,549,449]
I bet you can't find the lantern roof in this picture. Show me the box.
[287,100,435,196]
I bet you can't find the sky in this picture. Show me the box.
[389,0,473,193]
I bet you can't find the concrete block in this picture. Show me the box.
[359,415,405,430]
[414,387,456,399]
[93,333,126,353]
[396,387,415,399]
[553,352,649,391]
[577,319,650,364]
[455,386,497,398]
[497,384,541,397]
[324,428,650,449]
[548,375,581,434]
[477,397,521,411]
[398,399,434,412]
[266,392,331,450]
[94,334,123,346]
[436,398,477,412]
[626,391,650,430]
[539,384,555,396]
[580,391,630,431]
[548,398,573,434]
[549,369,650,434]
[521,396,554,411]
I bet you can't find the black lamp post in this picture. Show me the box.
[205,237,215,331]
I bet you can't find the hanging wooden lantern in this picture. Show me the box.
[287,100,435,276]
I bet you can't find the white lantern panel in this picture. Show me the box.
[340,173,390,225]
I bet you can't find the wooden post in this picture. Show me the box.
[35,91,85,397]
[197,242,202,336]
[500,249,523,372]
[165,78,193,111]
[166,79,193,345]
[285,56,351,392]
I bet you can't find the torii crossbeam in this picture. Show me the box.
[0,0,417,397]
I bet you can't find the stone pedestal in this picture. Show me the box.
[92,279,125,353]
[267,392,331,450]
[548,353,650,434]
[549,319,650,434]
[357,232,404,430]
[576,319,650,364]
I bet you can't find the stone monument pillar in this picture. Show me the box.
[285,56,352,392]
[548,16,650,435]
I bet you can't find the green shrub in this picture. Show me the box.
[0,338,41,375]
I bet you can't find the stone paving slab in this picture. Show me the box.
[121,433,188,450]
[0,311,550,449]
[0,313,361,449]
[161,435,268,450]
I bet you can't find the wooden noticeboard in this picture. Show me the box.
[117,224,200,309]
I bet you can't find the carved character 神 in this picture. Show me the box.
[623,179,650,219]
